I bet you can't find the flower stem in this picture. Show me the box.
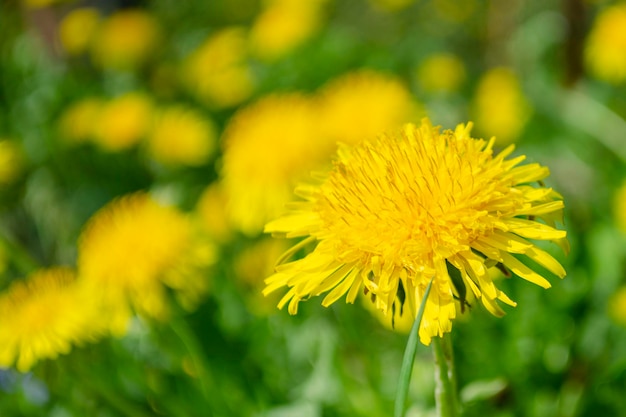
[432,333,460,417]
[394,277,434,417]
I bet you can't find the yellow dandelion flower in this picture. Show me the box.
[264,119,567,345]
[249,0,328,61]
[92,92,153,152]
[432,0,476,22]
[78,192,214,335]
[58,97,103,145]
[471,67,531,146]
[417,53,466,94]
[585,4,626,84]
[195,183,234,244]
[90,9,160,71]
[182,27,255,108]
[146,105,217,167]
[59,7,101,56]
[221,94,331,235]
[0,140,24,185]
[319,70,423,146]
[0,267,99,372]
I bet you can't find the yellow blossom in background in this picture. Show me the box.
[0,267,100,372]
[146,105,217,167]
[92,92,153,152]
[234,238,290,315]
[221,94,331,235]
[585,4,626,84]
[249,0,328,61]
[417,53,466,94]
[319,70,423,146]
[0,140,24,185]
[432,0,476,22]
[182,27,255,108]
[195,183,234,244]
[90,9,160,71]
[471,67,531,146]
[77,192,215,335]
[58,97,103,145]
[613,181,626,233]
[608,285,626,327]
[59,7,101,56]
[264,119,567,345]
[368,0,416,13]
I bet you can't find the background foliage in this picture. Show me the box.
[0,0,624,416]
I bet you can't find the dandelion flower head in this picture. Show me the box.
[0,139,24,185]
[585,4,626,84]
[195,183,234,244]
[220,94,331,235]
[249,0,328,61]
[417,53,466,94]
[146,105,217,167]
[182,27,255,108]
[78,192,215,334]
[264,119,567,345]
[319,70,423,146]
[471,67,531,146]
[92,92,153,152]
[58,97,103,145]
[59,7,101,56]
[0,267,99,372]
[90,9,160,71]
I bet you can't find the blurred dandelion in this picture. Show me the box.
[417,53,466,94]
[58,7,101,56]
[194,183,234,244]
[471,67,531,146]
[319,70,423,146]
[0,139,24,185]
[234,238,290,315]
[182,27,255,108]
[92,92,153,152]
[146,105,217,167]
[220,93,330,235]
[77,192,215,335]
[249,0,328,61]
[57,97,103,145]
[264,118,567,345]
[90,9,160,71]
[585,4,626,84]
[0,267,100,372]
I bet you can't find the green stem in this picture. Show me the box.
[442,333,459,411]
[432,333,460,417]
[394,278,434,417]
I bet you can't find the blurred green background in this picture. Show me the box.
[0,0,625,416]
